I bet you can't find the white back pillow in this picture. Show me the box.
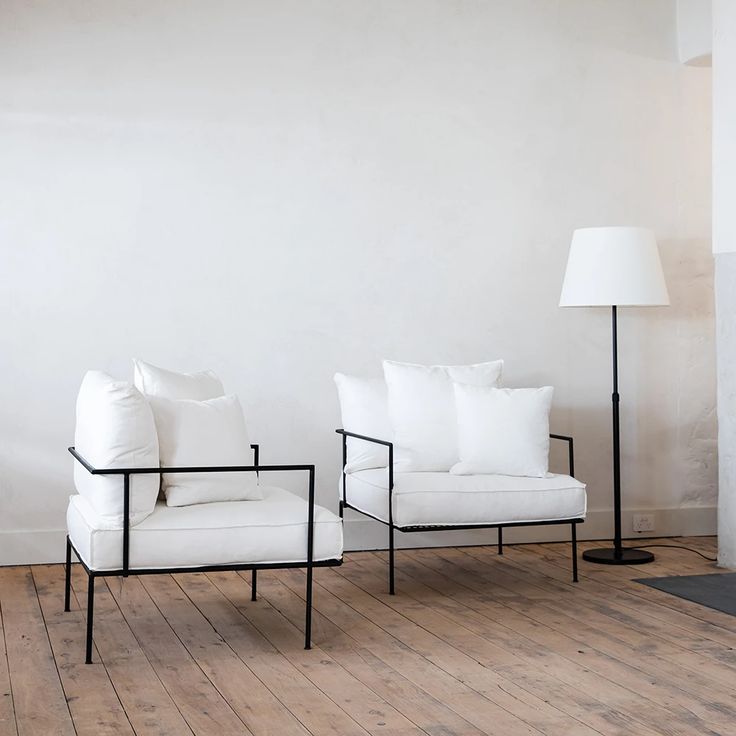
[334,373,392,472]
[451,385,554,477]
[149,394,262,506]
[133,359,224,400]
[383,360,504,471]
[73,371,160,528]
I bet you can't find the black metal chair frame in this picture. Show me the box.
[66,444,342,663]
[336,429,582,594]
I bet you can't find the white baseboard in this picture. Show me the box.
[0,529,68,566]
[0,506,716,565]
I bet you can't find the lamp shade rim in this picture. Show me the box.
[559,301,670,307]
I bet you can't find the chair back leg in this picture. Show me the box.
[497,526,504,555]
[64,537,72,613]
[251,570,258,601]
[388,525,395,595]
[85,574,95,664]
[304,566,313,649]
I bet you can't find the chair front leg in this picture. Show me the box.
[64,536,72,612]
[251,570,258,601]
[571,522,579,583]
[85,574,95,664]
[304,465,315,650]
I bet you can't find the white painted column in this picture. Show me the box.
[713,0,736,566]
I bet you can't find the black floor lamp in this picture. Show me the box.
[559,227,669,565]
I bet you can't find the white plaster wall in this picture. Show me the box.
[0,0,715,563]
[677,0,712,66]
[713,0,736,566]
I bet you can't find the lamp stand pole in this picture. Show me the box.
[582,306,655,565]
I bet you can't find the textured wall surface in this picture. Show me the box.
[714,0,736,255]
[0,0,716,561]
[716,254,736,565]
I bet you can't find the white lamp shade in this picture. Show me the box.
[559,227,670,307]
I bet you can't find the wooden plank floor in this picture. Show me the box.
[1,537,734,736]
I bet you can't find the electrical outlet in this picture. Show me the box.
[632,514,655,533]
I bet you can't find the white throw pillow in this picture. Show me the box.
[149,394,262,506]
[73,371,160,528]
[451,384,554,478]
[383,359,504,471]
[133,359,224,400]
[334,373,392,472]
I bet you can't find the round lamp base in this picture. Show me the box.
[582,547,655,565]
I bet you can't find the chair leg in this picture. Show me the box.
[571,522,579,583]
[304,565,313,650]
[251,570,257,601]
[85,574,95,664]
[389,524,395,595]
[497,526,503,555]
[64,536,72,613]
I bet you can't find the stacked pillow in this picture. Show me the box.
[452,384,553,478]
[133,359,224,400]
[334,373,392,472]
[133,360,261,507]
[74,371,160,528]
[335,359,554,479]
[73,360,261,528]
[383,360,504,471]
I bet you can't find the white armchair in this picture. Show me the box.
[65,365,343,663]
[336,429,585,593]
[334,362,587,594]
[67,446,343,663]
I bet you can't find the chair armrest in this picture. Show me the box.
[68,445,316,574]
[334,429,394,474]
[549,434,575,477]
[335,430,394,519]
[68,446,309,475]
[335,429,393,448]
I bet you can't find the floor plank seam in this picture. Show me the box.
[28,567,78,734]
[0,593,19,736]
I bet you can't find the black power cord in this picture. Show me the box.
[625,543,717,562]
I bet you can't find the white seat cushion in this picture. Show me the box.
[67,486,343,571]
[343,469,586,528]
